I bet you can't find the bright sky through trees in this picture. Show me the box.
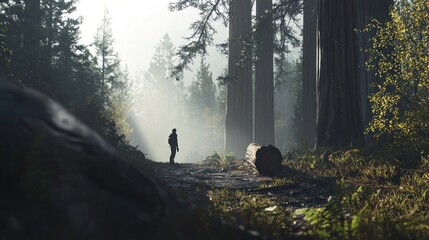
[76,0,227,77]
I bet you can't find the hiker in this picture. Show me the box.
[168,128,179,165]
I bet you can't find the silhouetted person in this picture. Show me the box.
[168,128,179,164]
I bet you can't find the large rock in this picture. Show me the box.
[0,75,165,239]
[246,143,283,176]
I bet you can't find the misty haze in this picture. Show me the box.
[2,0,427,239]
[74,0,301,162]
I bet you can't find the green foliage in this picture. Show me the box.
[285,148,403,185]
[301,173,429,239]
[106,94,132,139]
[203,152,235,167]
[292,151,429,239]
[208,188,293,239]
[360,163,399,185]
[168,0,229,78]
[93,10,130,143]
[420,153,429,168]
[258,178,293,188]
[207,149,429,239]
[138,34,185,117]
[169,0,302,79]
[188,57,217,110]
[285,149,329,174]
[93,8,122,98]
[365,0,429,162]
[146,34,176,83]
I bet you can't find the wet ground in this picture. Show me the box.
[150,161,335,210]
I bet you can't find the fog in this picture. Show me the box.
[76,1,301,162]
[76,1,228,162]
[126,49,226,162]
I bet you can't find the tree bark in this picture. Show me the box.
[246,143,282,176]
[302,0,318,148]
[225,0,253,158]
[254,0,274,146]
[315,0,364,149]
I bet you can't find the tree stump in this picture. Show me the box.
[246,143,283,176]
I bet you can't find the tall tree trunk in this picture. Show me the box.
[225,0,253,158]
[255,0,274,146]
[302,0,318,148]
[23,0,41,84]
[315,0,364,149]
[354,0,393,134]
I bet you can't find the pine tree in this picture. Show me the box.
[23,0,41,84]
[1,0,130,148]
[55,19,80,102]
[191,57,217,111]
[185,57,222,154]
[93,8,121,100]
[145,34,179,106]
[142,34,181,119]
[40,0,78,73]
[1,1,32,81]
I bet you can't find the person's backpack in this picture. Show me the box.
[168,135,172,145]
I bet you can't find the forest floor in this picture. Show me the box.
[148,160,335,210]
[127,152,429,239]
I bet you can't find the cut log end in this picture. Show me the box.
[246,143,283,176]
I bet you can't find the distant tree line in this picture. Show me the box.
[128,34,226,161]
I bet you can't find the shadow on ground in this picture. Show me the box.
[134,160,336,211]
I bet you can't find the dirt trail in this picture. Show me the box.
[151,161,334,210]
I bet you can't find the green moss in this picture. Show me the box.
[203,148,429,239]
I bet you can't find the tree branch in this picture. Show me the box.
[169,0,303,80]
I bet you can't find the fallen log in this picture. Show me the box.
[245,143,283,176]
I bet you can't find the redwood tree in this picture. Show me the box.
[225,0,253,158]
[315,0,364,149]
[167,0,301,155]
[255,0,274,146]
[302,0,318,147]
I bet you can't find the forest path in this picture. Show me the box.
[149,161,334,210]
